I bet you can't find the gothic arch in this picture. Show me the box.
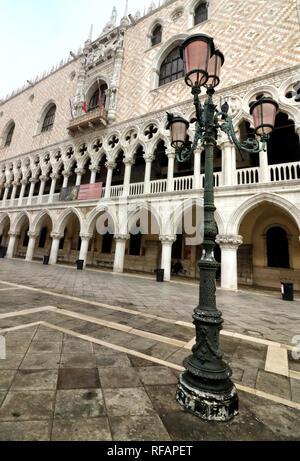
[1,119,15,148]
[36,100,57,135]
[228,193,300,235]
[126,202,161,236]
[54,207,84,235]
[85,205,117,236]
[151,34,188,89]
[31,210,54,234]
[147,19,163,48]
[188,0,210,29]
[11,211,31,234]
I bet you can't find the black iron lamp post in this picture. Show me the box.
[167,33,278,422]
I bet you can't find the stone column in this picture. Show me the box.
[49,232,63,265]
[159,235,176,282]
[48,173,59,203]
[6,232,19,259]
[10,182,18,205]
[62,171,70,188]
[216,234,243,291]
[143,154,154,194]
[122,158,133,197]
[221,141,236,186]
[18,179,27,206]
[104,162,116,198]
[75,168,86,187]
[89,167,99,184]
[113,234,129,273]
[78,233,92,268]
[27,178,38,205]
[2,185,10,208]
[193,147,202,189]
[37,176,47,204]
[166,151,175,192]
[259,148,270,183]
[25,232,38,262]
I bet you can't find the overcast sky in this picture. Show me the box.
[0,0,155,100]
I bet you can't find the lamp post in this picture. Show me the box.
[167,33,278,422]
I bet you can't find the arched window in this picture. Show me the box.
[194,2,208,25]
[266,227,290,268]
[5,123,15,147]
[159,47,184,86]
[38,227,48,248]
[89,84,108,111]
[42,106,56,132]
[23,228,29,247]
[151,24,162,47]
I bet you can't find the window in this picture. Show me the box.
[89,84,108,111]
[39,227,48,248]
[102,232,113,254]
[151,24,162,47]
[266,227,290,268]
[42,106,56,132]
[159,47,184,86]
[129,233,142,256]
[194,2,208,25]
[4,123,15,147]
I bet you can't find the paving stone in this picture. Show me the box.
[103,387,155,417]
[0,391,54,421]
[20,353,61,370]
[98,367,142,388]
[0,370,16,390]
[251,402,300,440]
[27,341,61,354]
[110,415,171,441]
[0,420,51,441]
[33,329,63,342]
[51,418,112,441]
[128,356,156,367]
[62,339,93,353]
[54,389,105,419]
[0,354,24,370]
[290,378,300,403]
[136,366,179,386]
[94,352,132,368]
[256,370,291,400]
[57,368,100,390]
[145,385,180,414]
[60,353,96,369]
[0,392,6,406]
[11,370,58,391]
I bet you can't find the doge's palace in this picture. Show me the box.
[0,0,300,291]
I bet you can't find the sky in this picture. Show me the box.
[0,0,155,100]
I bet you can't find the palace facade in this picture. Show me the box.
[0,0,300,291]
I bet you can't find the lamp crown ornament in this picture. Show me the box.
[167,33,279,422]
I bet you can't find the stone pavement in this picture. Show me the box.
[0,258,299,441]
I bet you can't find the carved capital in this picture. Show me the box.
[39,175,48,182]
[89,166,100,173]
[79,233,93,241]
[29,178,38,184]
[166,150,176,160]
[216,234,243,249]
[114,234,129,241]
[50,173,60,180]
[123,157,134,166]
[106,161,116,170]
[143,153,155,163]
[50,232,64,240]
[75,168,86,176]
[8,231,19,237]
[159,235,177,245]
[21,179,28,186]
[28,232,39,239]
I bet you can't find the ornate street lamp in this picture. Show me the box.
[167,34,278,422]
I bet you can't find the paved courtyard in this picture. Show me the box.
[0,258,299,441]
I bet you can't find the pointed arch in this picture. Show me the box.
[31,210,54,234]
[54,207,84,235]
[11,211,31,234]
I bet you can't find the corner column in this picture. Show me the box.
[49,232,63,265]
[6,232,19,259]
[25,232,39,262]
[159,235,176,282]
[113,234,129,273]
[78,233,92,268]
[216,234,243,290]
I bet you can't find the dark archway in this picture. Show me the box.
[266,227,290,268]
[267,112,300,165]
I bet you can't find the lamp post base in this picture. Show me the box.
[176,373,239,422]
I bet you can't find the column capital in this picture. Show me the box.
[159,235,176,245]
[123,157,134,166]
[39,175,48,182]
[219,140,233,150]
[166,150,176,159]
[29,178,38,184]
[50,173,60,180]
[12,181,19,187]
[20,179,28,186]
[4,183,11,189]
[216,234,243,249]
[89,166,100,173]
[106,161,116,170]
[28,231,39,239]
[194,146,204,155]
[75,168,86,175]
[143,153,155,163]
[114,233,129,241]
[62,171,71,178]
[8,231,19,237]
[79,233,93,241]
[50,232,64,240]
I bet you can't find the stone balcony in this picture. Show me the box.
[67,107,108,134]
